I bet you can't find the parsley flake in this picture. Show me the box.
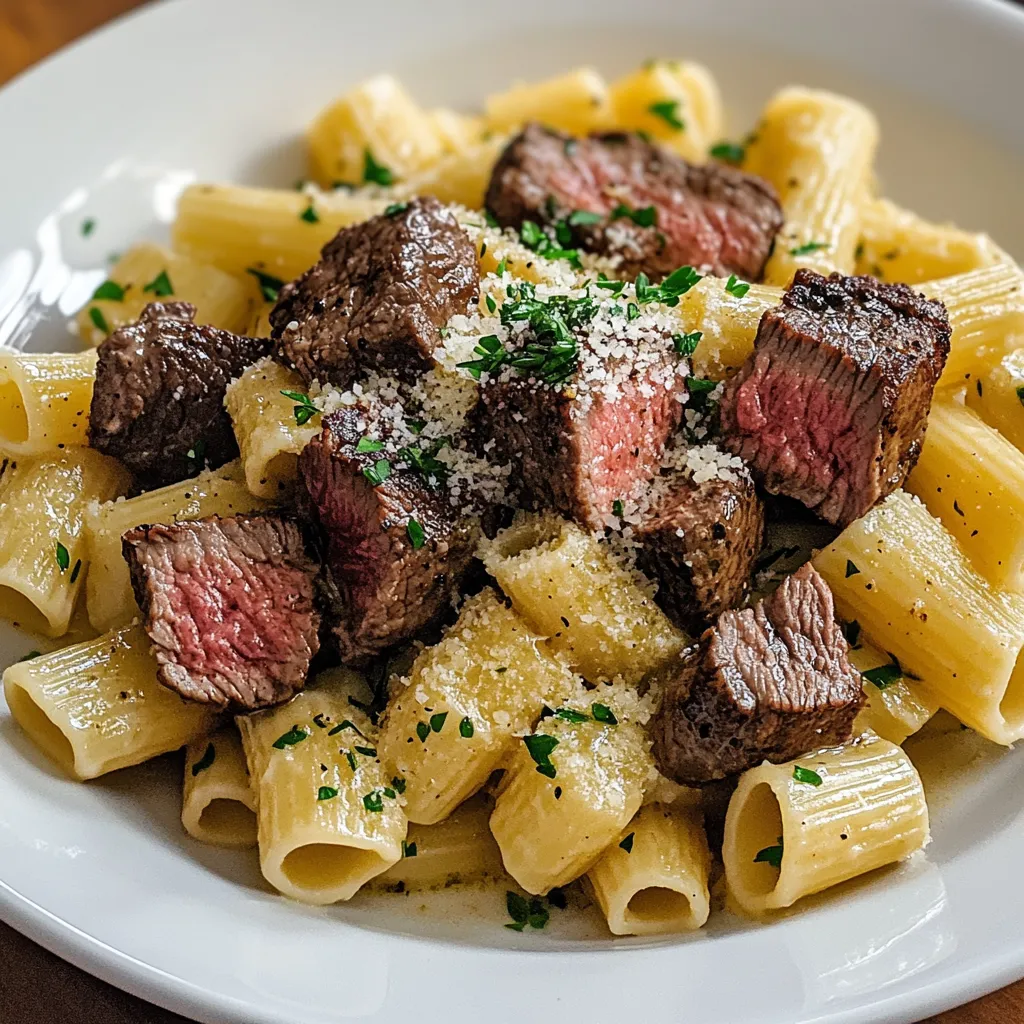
[505,891,549,931]
[81,218,96,237]
[591,703,617,724]
[635,265,703,306]
[673,331,702,356]
[485,293,497,314]
[355,436,384,453]
[459,716,474,738]
[384,202,408,217]
[612,499,624,518]
[415,721,430,743]
[648,99,685,131]
[402,840,418,858]
[568,209,603,226]
[754,838,784,869]
[610,202,658,228]
[523,733,559,778]
[709,141,745,164]
[362,458,392,487]
[299,203,320,224]
[862,662,903,690]
[406,518,426,549]
[363,149,394,186]
[191,743,216,776]
[392,777,406,794]
[725,274,751,298]
[789,241,829,257]
[430,711,448,733]
[318,786,339,801]
[793,765,823,786]
[272,726,309,749]
[88,307,111,335]
[246,267,285,302]
[142,269,174,296]
[280,389,319,426]
[92,280,125,302]
[363,791,384,813]
[55,542,70,573]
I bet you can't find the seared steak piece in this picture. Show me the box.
[299,407,477,661]
[485,123,783,282]
[88,302,269,489]
[469,297,688,531]
[652,563,864,785]
[123,514,321,710]
[636,463,765,635]
[720,271,951,527]
[272,197,479,387]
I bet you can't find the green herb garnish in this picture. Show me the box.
[191,743,216,776]
[754,838,784,869]
[430,712,448,733]
[725,274,750,298]
[81,218,96,237]
[272,726,309,749]
[789,241,828,257]
[635,265,703,306]
[648,99,685,131]
[280,389,319,426]
[142,269,174,296]
[793,765,823,787]
[709,141,745,164]
[612,499,624,518]
[88,307,110,335]
[402,840,418,858]
[92,280,125,302]
[299,203,319,224]
[416,721,430,743]
[673,331,702,356]
[505,891,550,931]
[862,662,903,690]
[407,518,426,549]
[355,437,384,453]
[55,542,70,573]
[362,458,392,487]
[318,786,339,801]
[523,733,559,779]
[591,703,617,724]
[459,716,474,738]
[363,149,394,186]
[610,203,658,228]
[568,209,603,226]
[384,202,408,217]
[363,791,384,813]
[246,267,285,302]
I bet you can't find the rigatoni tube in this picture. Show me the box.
[965,347,1024,453]
[813,489,1024,744]
[378,588,576,825]
[723,732,929,915]
[182,725,257,848]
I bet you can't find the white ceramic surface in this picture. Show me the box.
[2,0,1024,1021]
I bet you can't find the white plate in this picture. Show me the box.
[2,0,1024,1021]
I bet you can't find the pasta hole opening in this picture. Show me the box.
[487,513,563,562]
[0,379,28,446]
[197,798,257,845]
[999,650,1024,731]
[281,843,385,891]
[0,586,54,637]
[4,681,75,775]
[626,886,696,926]
[735,781,784,897]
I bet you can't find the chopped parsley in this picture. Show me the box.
[142,269,174,296]
[459,716,474,738]
[280,389,319,426]
[55,542,70,573]
[709,141,745,165]
[88,307,111,335]
[789,241,828,257]
[92,280,125,302]
[1016,384,1024,408]
[523,733,559,778]
[430,711,448,733]
[845,559,860,578]
[568,209,603,226]
[16,651,41,663]
[81,218,96,237]
[793,765,823,787]
[345,751,357,772]
[612,499,624,518]
[246,267,285,302]
[328,718,363,737]
[648,98,685,131]
[505,891,550,931]
[415,721,430,743]
[384,202,408,217]
[392,776,406,794]
[485,293,497,314]
[553,707,589,724]
[312,713,327,729]
[673,331,702,356]
[363,149,394,186]
[619,832,635,853]
[317,786,339,801]
[594,275,626,298]
[495,256,508,276]
[402,840,418,858]
[634,265,703,306]
[591,703,617,724]
[754,838,784,869]
[484,208,500,229]
[69,559,82,584]
[626,301,640,321]
[398,435,450,486]
[406,518,426,549]
[355,436,384,453]
[862,662,903,690]
[362,458,392,487]
[725,274,751,298]
[354,745,377,758]
[272,726,309,749]
[299,203,320,224]
[363,791,385,813]
[610,203,658,228]
[191,743,216,776]
[518,219,582,268]
[457,333,505,380]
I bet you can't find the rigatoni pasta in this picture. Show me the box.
[0,350,96,458]
[964,346,1024,453]
[723,732,929,914]
[2,624,219,780]
[182,725,257,848]
[485,68,612,136]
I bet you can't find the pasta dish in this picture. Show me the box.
[1,60,1022,937]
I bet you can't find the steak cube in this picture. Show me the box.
[299,407,477,661]
[651,563,865,785]
[123,514,321,710]
[469,294,689,531]
[89,302,270,488]
[636,453,765,635]
[485,123,783,282]
[272,196,479,387]
[720,271,951,527]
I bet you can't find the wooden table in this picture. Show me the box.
[0,1,1022,1022]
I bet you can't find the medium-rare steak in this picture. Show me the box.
[468,285,689,531]
[123,514,321,710]
[636,458,765,635]
[299,407,477,661]
[652,563,864,784]
[272,196,479,387]
[720,271,951,527]
[88,302,269,489]
[485,123,783,282]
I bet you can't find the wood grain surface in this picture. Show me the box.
[0,1,1021,1022]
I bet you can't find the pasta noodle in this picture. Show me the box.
[378,588,576,825]
[964,345,1024,453]
[745,87,878,286]
[586,802,711,935]
[76,243,253,345]
[236,668,406,904]
[224,358,320,498]
[0,349,96,458]
[481,513,688,684]
[172,183,387,282]
[906,399,1024,591]
[397,134,510,210]
[489,706,653,895]
[723,731,929,915]
[84,461,268,634]
[855,198,1006,285]
[181,725,257,848]
[485,68,612,136]
[0,448,129,636]
[813,489,1024,744]
[2,624,218,780]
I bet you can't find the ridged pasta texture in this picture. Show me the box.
[181,724,257,848]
